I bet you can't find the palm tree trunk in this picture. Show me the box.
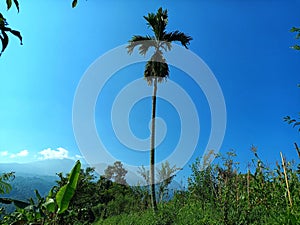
[150,77,158,212]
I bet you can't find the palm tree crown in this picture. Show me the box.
[127,7,192,85]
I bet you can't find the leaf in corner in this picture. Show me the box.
[13,0,20,13]
[292,45,300,50]
[290,27,300,33]
[72,0,78,8]
[6,0,12,10]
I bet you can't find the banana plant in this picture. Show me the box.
[0,160,81,224]
[0,172,15,194]
[44,159,81,214]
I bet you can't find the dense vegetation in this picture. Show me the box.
[94,148,300,225]
[0,175,56,213]
[0,147,299,224]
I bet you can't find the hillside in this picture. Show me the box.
[0,159,78,176]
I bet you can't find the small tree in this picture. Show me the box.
[138,161,180,203]
[104,161,128,185]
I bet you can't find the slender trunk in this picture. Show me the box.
[294,142,300,159]
[150,77,158,212]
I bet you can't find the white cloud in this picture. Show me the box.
[10,150,29,158]
[0,151,8,156]
[17,150,29,157]
[38,147,69,160]
[75,154,83,159]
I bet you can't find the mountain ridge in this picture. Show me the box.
[0,158,82,177]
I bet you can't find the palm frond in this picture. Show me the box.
[127,7,192,85]
[127,35,156,55]
[163,31,193,48]
[160,41,172,52]
[144,7,168,40]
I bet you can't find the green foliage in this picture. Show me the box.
[5,0,19,12]
[0,172,14,195]
[1,0,21,56]
[56,160,81,214]
[0,13,22,56]
[284,113,300,132]
[2,150,300,224]
[39,165,146,224]
[94,148,300,225]
[284,85,300,132]
[0,160,81,224]
[54,167,101,224]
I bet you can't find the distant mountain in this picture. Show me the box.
[0,159,80,177]
[0,174,57,214]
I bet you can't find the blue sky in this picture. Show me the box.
[0,0,299,181]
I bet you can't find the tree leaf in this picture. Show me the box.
[0,198,30,208]
[13,0,20,13]
[292,45,300,50]
[9,29,23,45]
[6,0,12,10]
[290,27,300,33]
[0,197,13,204]
[56,160,81,214]
[13,199,30,209]
[43,198,56,213]
[35,189,42,201]
[72,0,78,8]
[0,179,12,194]
[0,31,9,56]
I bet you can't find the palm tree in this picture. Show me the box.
[127,7,192,211]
